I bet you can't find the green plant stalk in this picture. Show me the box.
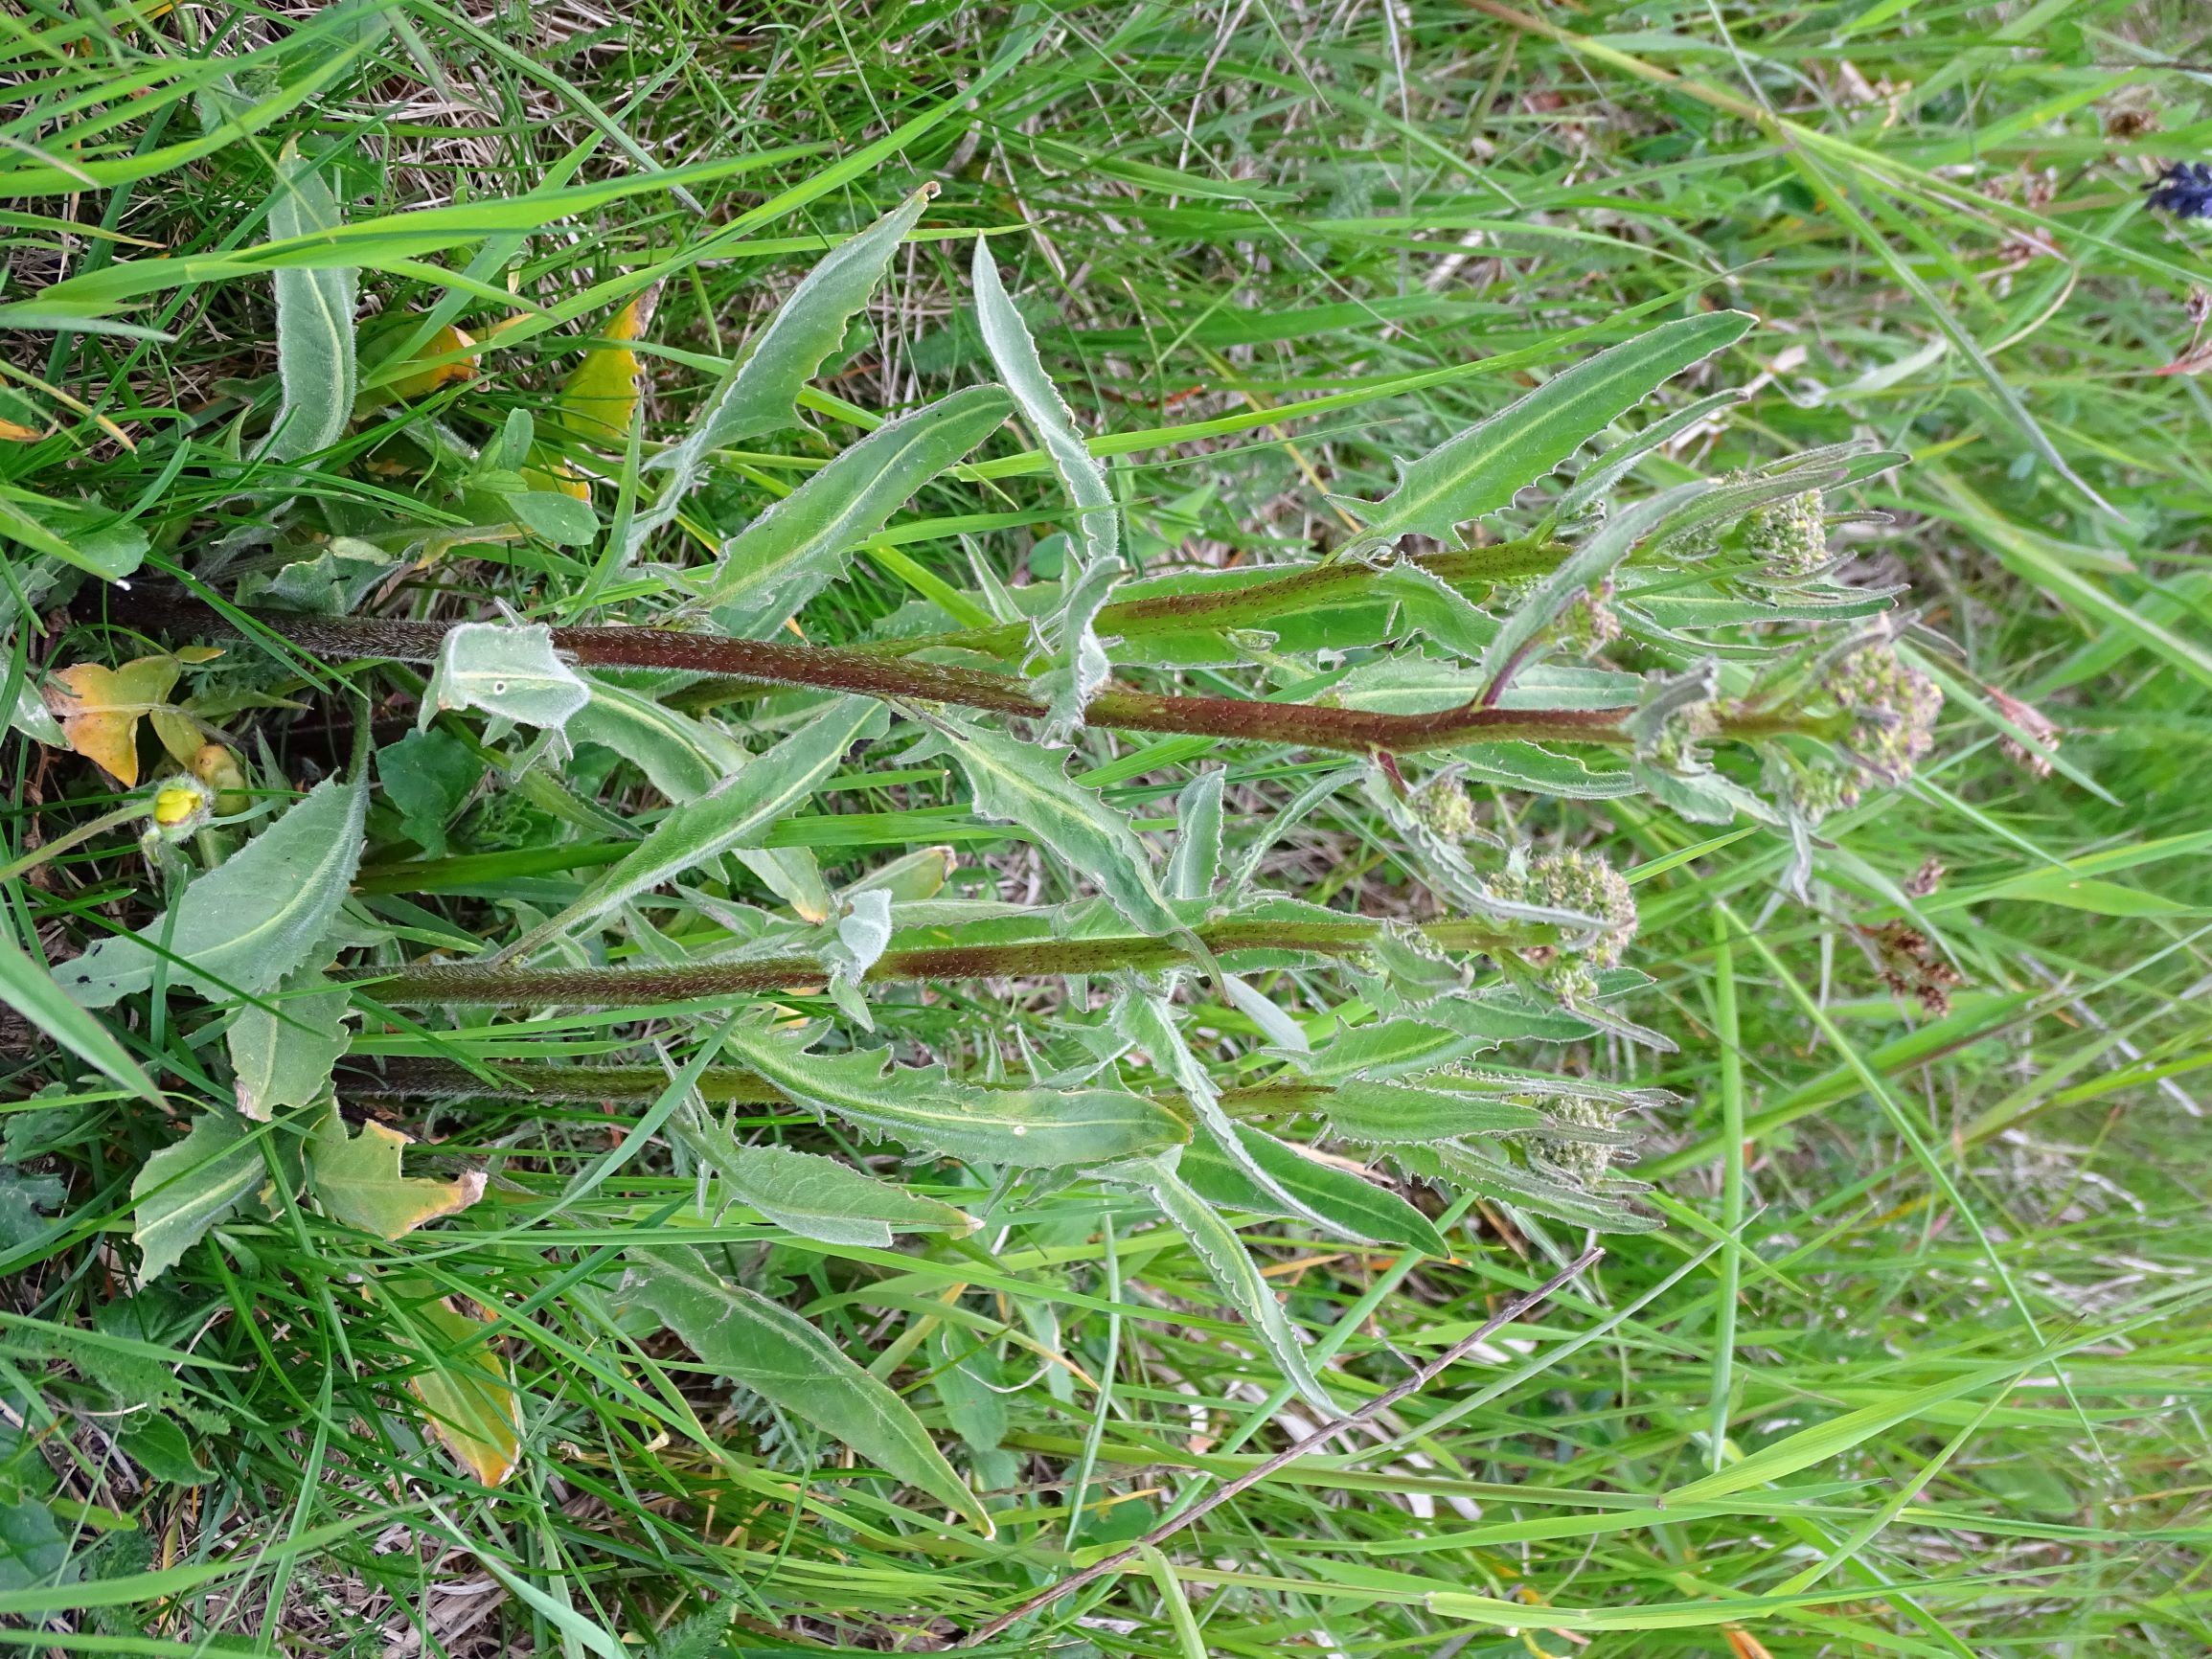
[352,914,1538,1006]
[119,596,1821,759]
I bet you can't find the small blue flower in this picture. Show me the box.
[2146,162,2212,219]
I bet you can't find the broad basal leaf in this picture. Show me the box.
[914,716,1184,940]
[0,489,150,582]
[1097,1151,1339,1417]
[0,1500,66,1593]
[507,693,882,954]
[306,1105,484,1239]
[668,1114,974,1248]
[258,144,356,464]
[696,385,1013,636]
[621,1243,988,1531]
[131,1110,276,1282]
[42,654,179,785]
[720,1016,1186,1168]
[0,931,159,1102]
[58,775,365,1009]
[226,967,351,1121]
[1341,310,1752,543]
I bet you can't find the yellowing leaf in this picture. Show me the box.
[558,292,652,443]
[388,323,478,400]
[307,1107,484,1239]
[0,420,40,442]
[389,1278,521,1487]
[42,655,180,785]
[521,461,591,501]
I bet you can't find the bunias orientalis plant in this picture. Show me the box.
[30,176,1949,1502]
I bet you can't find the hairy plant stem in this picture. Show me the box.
[335,1056,1336,1122]
[354,915,1534,1006]
[117,594,1820,759]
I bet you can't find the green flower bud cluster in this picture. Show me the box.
[1553,581,1622,658]
[1743,489,1829,580]
[1823,643,1943,789]
[1532,1096,1623,1190]
[1500,848,1637,968]
[1650,699,1720,774]
[1410,776,1476,839]
[1786,760,1862,818]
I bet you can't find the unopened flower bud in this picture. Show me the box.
[143,776,217,845]
[1824,643,1942,788]
[1743,489,1828,580]
[1553,581,1621,658]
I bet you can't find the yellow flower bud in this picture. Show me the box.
[145,776,217,842]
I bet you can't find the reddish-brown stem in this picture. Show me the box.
[111,595,1643,759]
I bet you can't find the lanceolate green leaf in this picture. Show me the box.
[506,694,883,954]
[973,237,1121,736]
[2,150,799,326]
[59,776,366,1010]
[258,146,356,464]
[1166,769,1225,902]
[617,189,938,567]
[1663,1355,2041,1504]
[1323,1079,1548,1143]
[1182,1125,1449,1257]
[699,189,939,451]
[1342,311,1752,543]
[1099,1152,1339,1417]
[0,932,159,1102]
[719,1018,1187,1168]
[696,386,1014,636]
[620,1244,987,1531]
[666,1117,975,1248]
[972,239,1118,572]
[915,716,1183,939]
